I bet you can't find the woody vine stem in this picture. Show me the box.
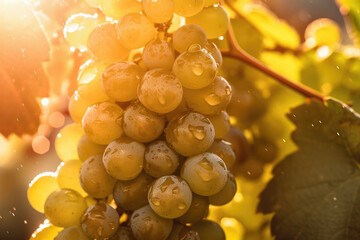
[220,0,325,101]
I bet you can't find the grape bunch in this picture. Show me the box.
[27,0,242,239]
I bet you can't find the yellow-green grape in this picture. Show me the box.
[85,0,100,8]
[100,0,142,20]
[138,69,183,114]
[55,123,83,162]
[56,160,87,197]
[167,222,200,240]
[203,0,219,7]
[101,62,144,102]
[183,75,231,115]
[77,135,106,162]
[81,203,119,239]
[207,111,230,139]
[164,97,188,122]
[123,101,165,143]
[305,18,340,47]
[28,172,58,213]
[144,141,179,178]
[103,137,145,180]
[148,175,192,219]
[110,226,136,240]
[165,112,215,156]
[191,220,225,240]
[64,13,99,52]
[173,0,204,17]
[177,194,209,224]
[55,226,90,240]
[208,139,236,169]
[186,5,229,39]
[87,23,130,63]
[142,39,175,69]
[69,92,102,124]
[116,13,156,50]
[204,41,222,67]
[80,155,116,198]
[209,172,236,205]
[130,205,173,240]
[173,24,207,53]
[181,152,227,196]
[82,102,124,145]
[113,172,154,211]
[173,45,217,89]
[30,220,62,240]
[44,189,87,228]
[142,0,174,23]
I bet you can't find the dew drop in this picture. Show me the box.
[178,203,186,210]
[151,198,161,206]
[199,157,213,171]
[191,63,204,76]
[188,125,205,140]
[205,93,221,106]
[197,170,214,182]
[97,226,103,237]
[188,44,202,52]
[225,86,231,96]
[172,187,180,194]
[158,95,166,105]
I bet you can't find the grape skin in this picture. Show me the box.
[173,24,207,53]
[142,39,175,69]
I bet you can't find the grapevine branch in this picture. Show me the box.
[221,1,325,101]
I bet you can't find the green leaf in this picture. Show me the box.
[336,0,360,45]
[0,0,50,137]
[258,98,360,240]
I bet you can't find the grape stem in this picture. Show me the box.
[220,0,325,101]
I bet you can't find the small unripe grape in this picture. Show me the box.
[173,24,207,53]
[142,0,174,23]
[100,0,142,20]
[123,101,165,143]
[116,13,156,50]
[165,112,215,156]
[173,45,217,89]
[207,111,231,139]
[101,62,144,102]
[142,39,175,69]
[77,135,106,162]
[177,194,209,224]
[181,152,228,196]
[208,139,236,169]
[173,0,205,17]
[103,137,145,180]
[138,69,183,114]
[209,172,236,205]
[82,102,124,145]
[191,220,225,240]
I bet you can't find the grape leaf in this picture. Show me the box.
[258,98,360,240]
[0,1,50,137]
[336,0,360,45]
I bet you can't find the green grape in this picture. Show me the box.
[80,154,116,199]
[204,41,222,67]
[237,157,264,180]
[208,139,236,169]
[204,0,219,7]
[85,0,100,8]
[77,135,106,162]
[82,102,124,145]
[183,75,231,115]
[148,175,192,219]
[130,205,173,240]
[177,194,209,224]
[87,23,130,63]
[44,189,88,228]
[100,0,142,19]
[55,226,90,240]
[55,123,83,162]
[186,5,228,39]
[165,112,215,156]
[207,111,231,139]
[110,226,136,240]
[56,160,87,197]
[142,39,175,69]
[305,18,340,47]
[173,44,217,89]
[30,220,62,240]
[123,101,165,143]
[103,137,145,180]
[138,69,183,114]
[209,172,236,206]
[144,141,179,178]
[116,13,156,49]
[142,0,174,23]
[81,203,119,239]
[173,0,204,17]
[64,13,99,51]
[167,222,200,240]
[225,127,248,164]
[252,138,278,163]
[181,152,228,196]
[28,172,58,213]
[191,220,225,240]
[113,172,153,211]
[101,62,144,102]
[173,24,207,53]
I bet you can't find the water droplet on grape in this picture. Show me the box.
[199,157,213,171]
[225,86,231,96]
[188,44,202,52]
[158,95,166,105]
[97,226,103,236]
[188,125,206,140]
[172,186,180,194]
[65,191,78,201]
[205,93,221,106]
[177,202,186,210]
[191,63,204,76]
